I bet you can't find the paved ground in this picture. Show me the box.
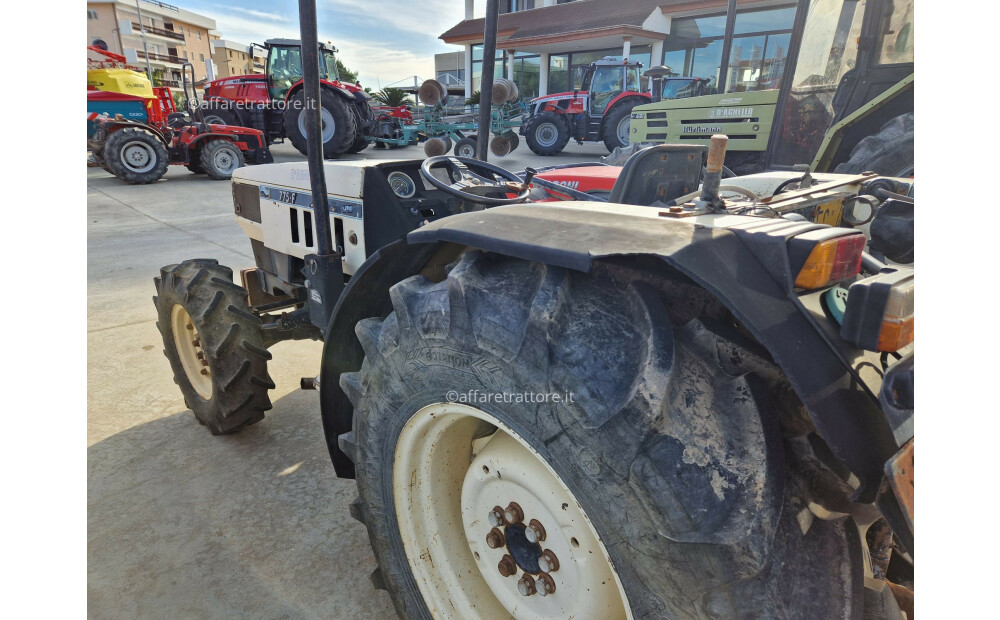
[87,139,611,619]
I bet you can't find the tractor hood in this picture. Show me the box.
[530,91,583,105]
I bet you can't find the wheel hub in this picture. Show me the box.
[536,122,558,147]
[120,140,156,173]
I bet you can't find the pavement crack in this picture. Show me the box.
[88,319,157,334]
[87,184,254,260]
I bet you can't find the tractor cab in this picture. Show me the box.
[582,58,644,115]
[264,38,341,101]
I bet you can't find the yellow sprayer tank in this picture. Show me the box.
[87,67,154,99]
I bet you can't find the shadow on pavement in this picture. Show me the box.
[88,389,395,619]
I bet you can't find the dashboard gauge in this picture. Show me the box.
[449,168,464,184]
[387,171,417,198]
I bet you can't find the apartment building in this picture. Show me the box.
[87,0,218,85]
[441,0,795,100]
[211,40,265,78]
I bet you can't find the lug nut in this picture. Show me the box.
[186,323,194,331]
[537,572,556,597]
[488,506,506,528]
[193,337,201,346]
[538,549,560,573]
[486,528,505,549]
[497,554,517,577]
[525,519,546,543]
[196,351,205,360]
[200,369,209,376]
[517,574,536,596]
[503,502,524,524]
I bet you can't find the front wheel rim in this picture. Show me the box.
[213,146,239,173]
[392,402,632,620]
[170,305,212,399]
[534,122,559,148]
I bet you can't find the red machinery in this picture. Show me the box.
[89,63,272,184]
[201,39,377,157]
[520,57,651,155]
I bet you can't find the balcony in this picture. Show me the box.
[131,22,185,42]
[136,50,183,66]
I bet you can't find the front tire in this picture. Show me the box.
[524,111,570,155]
[284,89,357,158]
[340,252,867,619]
[199,139,244,180]
[104,127,169,184]
[454,136,478,158]
[153,260,274,434]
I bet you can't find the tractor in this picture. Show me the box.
[520,57,651,155]
[201,39,376,158]
[629,0,914,176]
[152,2,915,617]
[89,63,272,184]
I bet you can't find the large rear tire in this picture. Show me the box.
[201,101,241,127]
[524,111,570,155]
[602,101,638,152]
[284,89,357,158]
[104,127,169,184]
[340,252,871,619]
[154,260,274,435]
[834,112,914,177]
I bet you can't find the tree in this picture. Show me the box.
[336,58,358,83]
[465,90,480,106]
[374,87,413,107]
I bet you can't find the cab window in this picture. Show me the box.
[268,46,302,100]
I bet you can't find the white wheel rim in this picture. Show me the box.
[213,145,239,173]
[393,402,632,620]
[535,122,559,148]
[120,140,156,173]
[170,304,212,399]
[616,116,631,145]
[298,106,336,143]
[457,143,475,158]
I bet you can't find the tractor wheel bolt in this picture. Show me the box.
[538,549,560,573]
[200,369,209,376]
[537,572,556,597]
[486,528,505,549]
[488,506,506,528]
[503,502,524,524]
[186,323,194,331]
[196,351,205,360]
[517,574,536,596]
[525,519,546,543]
[498,554,517,577]
[193,338,201,347]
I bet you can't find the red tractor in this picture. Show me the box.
[89,63,272,184]
[520,57,650,155]
[201,39,376,158]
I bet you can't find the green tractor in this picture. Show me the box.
[630,0,914,176]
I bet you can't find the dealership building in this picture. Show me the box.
[439,0,796,100]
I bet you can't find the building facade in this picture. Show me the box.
[441,0,796,101]
[87,0,218,85]
[211,40,265,79]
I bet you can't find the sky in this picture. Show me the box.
[177,0,485,88]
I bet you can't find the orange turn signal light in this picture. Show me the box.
[876,279,914,352]
[794,234,866,289]
[841,268,914,352]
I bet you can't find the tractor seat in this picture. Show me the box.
[608,144,708,207]
[167,112,192,129]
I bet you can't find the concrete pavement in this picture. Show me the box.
[87,139,611,618]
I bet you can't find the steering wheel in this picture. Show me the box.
[420,156,531,206]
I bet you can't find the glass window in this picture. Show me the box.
[670,14,728,39]
[88,9,98,19]
[690,40,724,93]
[773,0,865,166]
[268,46,302,100]
[733,6,796,34]
[876,0,914,65]
[513,54,540,99]
[548,54,569,93]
